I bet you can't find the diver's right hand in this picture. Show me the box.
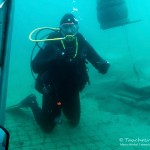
[55,49,74,62]
[64,47,75,59]
[54,49,65,61]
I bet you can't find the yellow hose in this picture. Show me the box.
[29,27,65,42]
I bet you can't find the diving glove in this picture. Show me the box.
[97,61,110,74]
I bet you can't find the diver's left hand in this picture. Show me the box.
[98,61,110,74]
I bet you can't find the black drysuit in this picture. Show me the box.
[31,31,109,131]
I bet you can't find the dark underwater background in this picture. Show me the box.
[5,0,150,149]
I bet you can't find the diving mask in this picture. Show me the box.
[60,23,79,37]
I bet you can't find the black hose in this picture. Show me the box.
[30,29,51,80]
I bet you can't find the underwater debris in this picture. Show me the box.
[116,82,150,104]
[133,64,140,81]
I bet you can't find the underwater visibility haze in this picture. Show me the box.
[3,0,150,149]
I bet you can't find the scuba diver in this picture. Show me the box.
[8,13,110,132]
